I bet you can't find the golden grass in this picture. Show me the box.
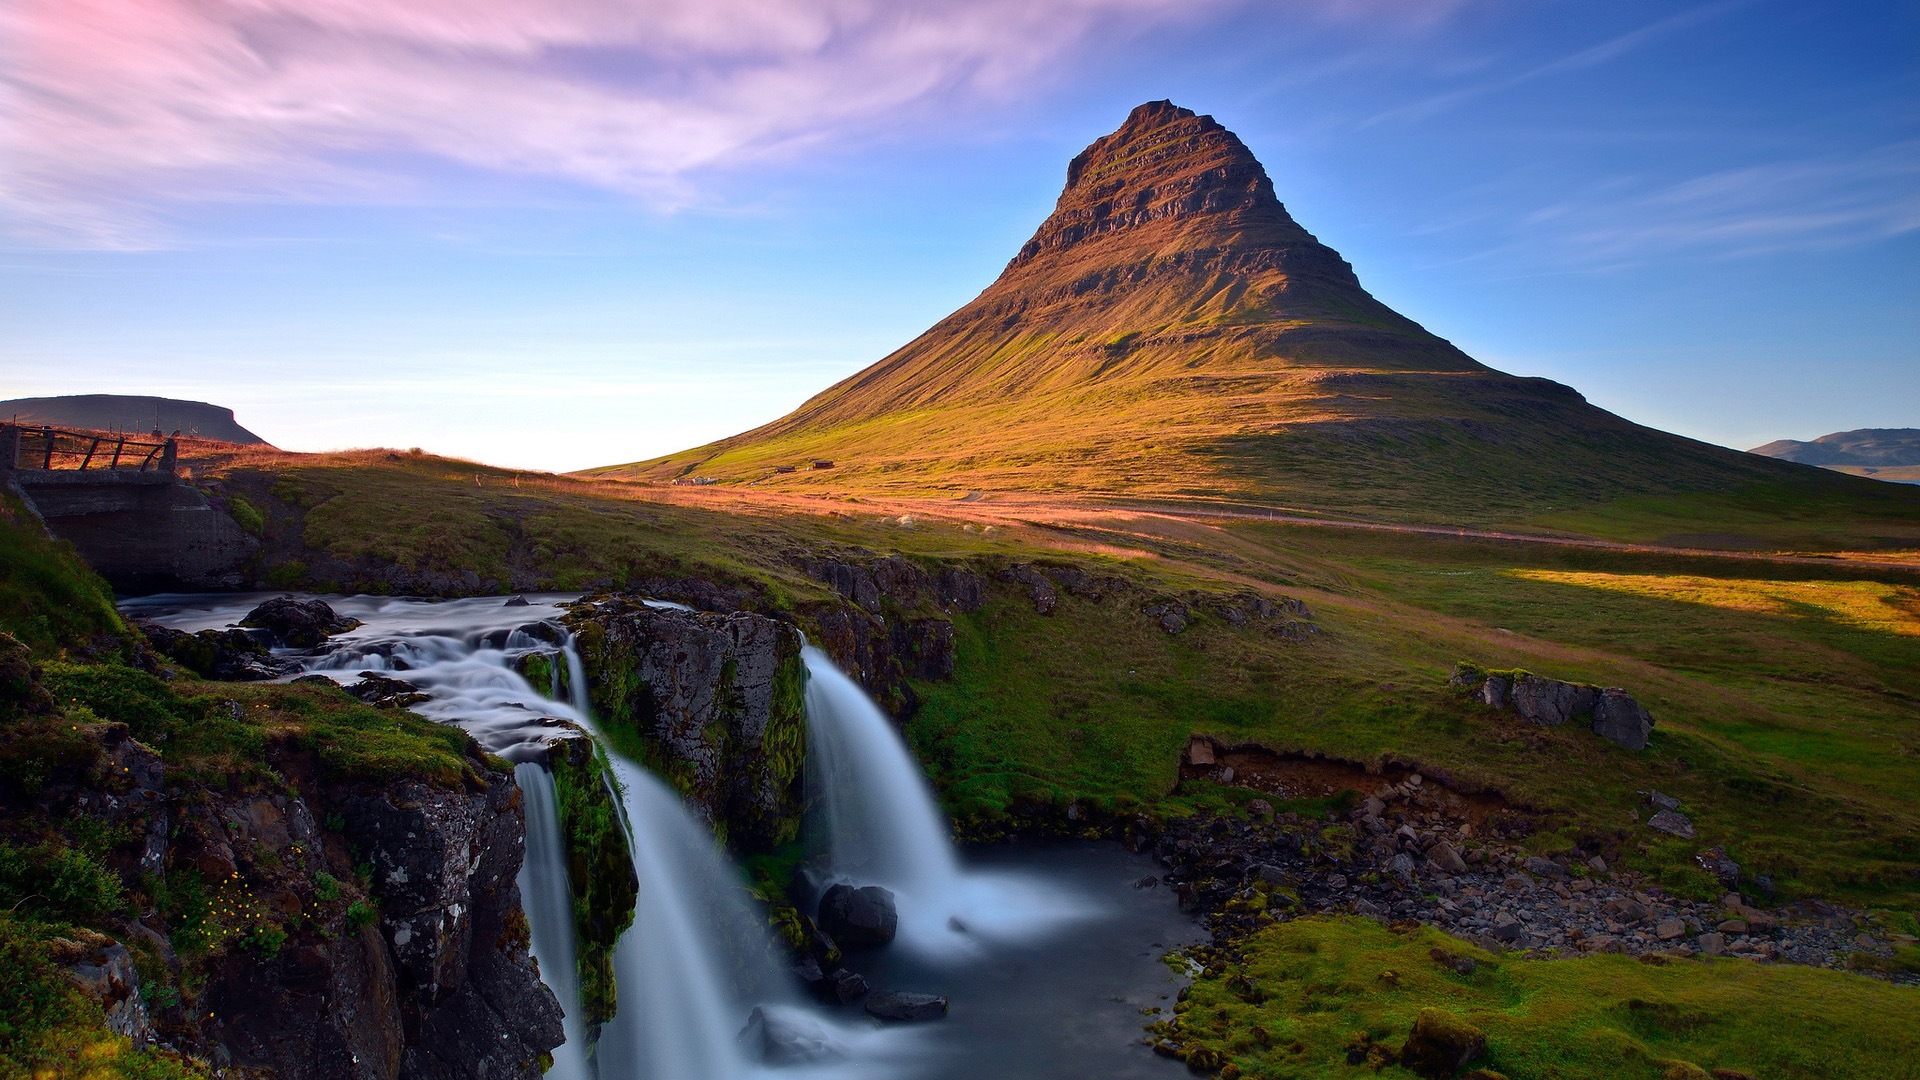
[1507,570,1920,638]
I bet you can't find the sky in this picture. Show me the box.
[1,0,1914,473]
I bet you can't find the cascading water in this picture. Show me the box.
[802,647,961,901]
[517,761,594,1080]
[801,647,1092,956]
[122,594,866,1080]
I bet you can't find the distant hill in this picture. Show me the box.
[1750,429,1920,467]
[0,394,268,445]
[586,101,1899,528]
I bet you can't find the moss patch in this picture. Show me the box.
[1170,916,1920,1080]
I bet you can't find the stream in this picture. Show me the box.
[119,592,1202,1080]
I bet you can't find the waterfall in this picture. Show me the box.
[802,647,1094,957]
[517,762,594,1080]
[123,595,849,1079]
[802,646,962,902]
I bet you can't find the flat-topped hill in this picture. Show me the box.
[0,394,269,445]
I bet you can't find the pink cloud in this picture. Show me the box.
[0,0,1460,246]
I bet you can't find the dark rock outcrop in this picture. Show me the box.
[241,596,360,648]
[1452,664,1654,751]
[816,884,898,947]
[567,597,806,849]
[864,991,948,1022]
[141,623,291,680]
[1591,689,1654,751]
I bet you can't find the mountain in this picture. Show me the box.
[1750,429,1920,467]
[0,394,269,445]
[588,102,1895,526]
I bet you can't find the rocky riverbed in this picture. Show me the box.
[1149,772,1917,987]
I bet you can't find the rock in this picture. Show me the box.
[817,884,899,947]
[141,623,292,681]
[738,1006,839,1065]
[1656,918,1686,941]
[1429,947,1477,975]
[1479,675,1512,709]
[1399,1008,1486,1078]
[1602,897,1650,924]
[1646,810,1695,839]
[1142,600,1189,634]
[1587,856,1609,874]
[567,599,808,847]
[240,595,360,648]
[864,991,949,1022]
[1219,766,1237,784]
[935,567,986,613]
[1004,565,1058,614]
[1428,842,1469,875]
[1697,932,1726,957]
[1510,675,1598,726]
[1187,737,1216,766]
[63,939,155,1047]
[890,617,956,680]
[1523,856,1568,880]
[1695,847,1740,887]
[503,594,531,607]
[343,671,431,709]
[1246,799,1274,819]
[818,968,869,1005]
[1591,689,1654,750]
[1646,790,1683,811]
[1717,919,1748,934]
[1448,663,1487,689]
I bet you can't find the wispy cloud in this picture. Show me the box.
[0,0,1458,248]
[1360,0,1745,129]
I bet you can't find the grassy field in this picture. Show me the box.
[1170,916,1920,1080]
[182,450,1920,910]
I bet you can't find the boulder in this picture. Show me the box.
[241,596,360,648]
[864,991,949,1022]
[1427,842,1469,875]
[1479,675,1512,709]
[1511,675,1598,726]
[817,884,899,947]
[1591,689,1654,750]
[1523,856,1568,880]
[935,567,986,613]
[819,968,869,1005]
[738,1006,839,1065]
[503,594,531,607]
[1004,565,1058,614]
[1399,1008,1485,1078]
[1647,810,1696,839]
[141,623,292,681]
[1695,847,1741,887]
[343,672,431,710]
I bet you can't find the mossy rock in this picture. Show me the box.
[1400,1008,1486,1078]
[548,736,636,1035]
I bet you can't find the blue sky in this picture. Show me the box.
[2,0,1913,472]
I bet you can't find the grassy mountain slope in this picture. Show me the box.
[584,102,1916,539]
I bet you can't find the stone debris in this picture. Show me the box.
[1146,777,1913,986]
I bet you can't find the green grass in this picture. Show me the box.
[38,663,476,788]
[1171,916,1920,1080]
[0,491,129,659]
[0,917,205,1079]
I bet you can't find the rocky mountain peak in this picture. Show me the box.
[1010,99,1307,269]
